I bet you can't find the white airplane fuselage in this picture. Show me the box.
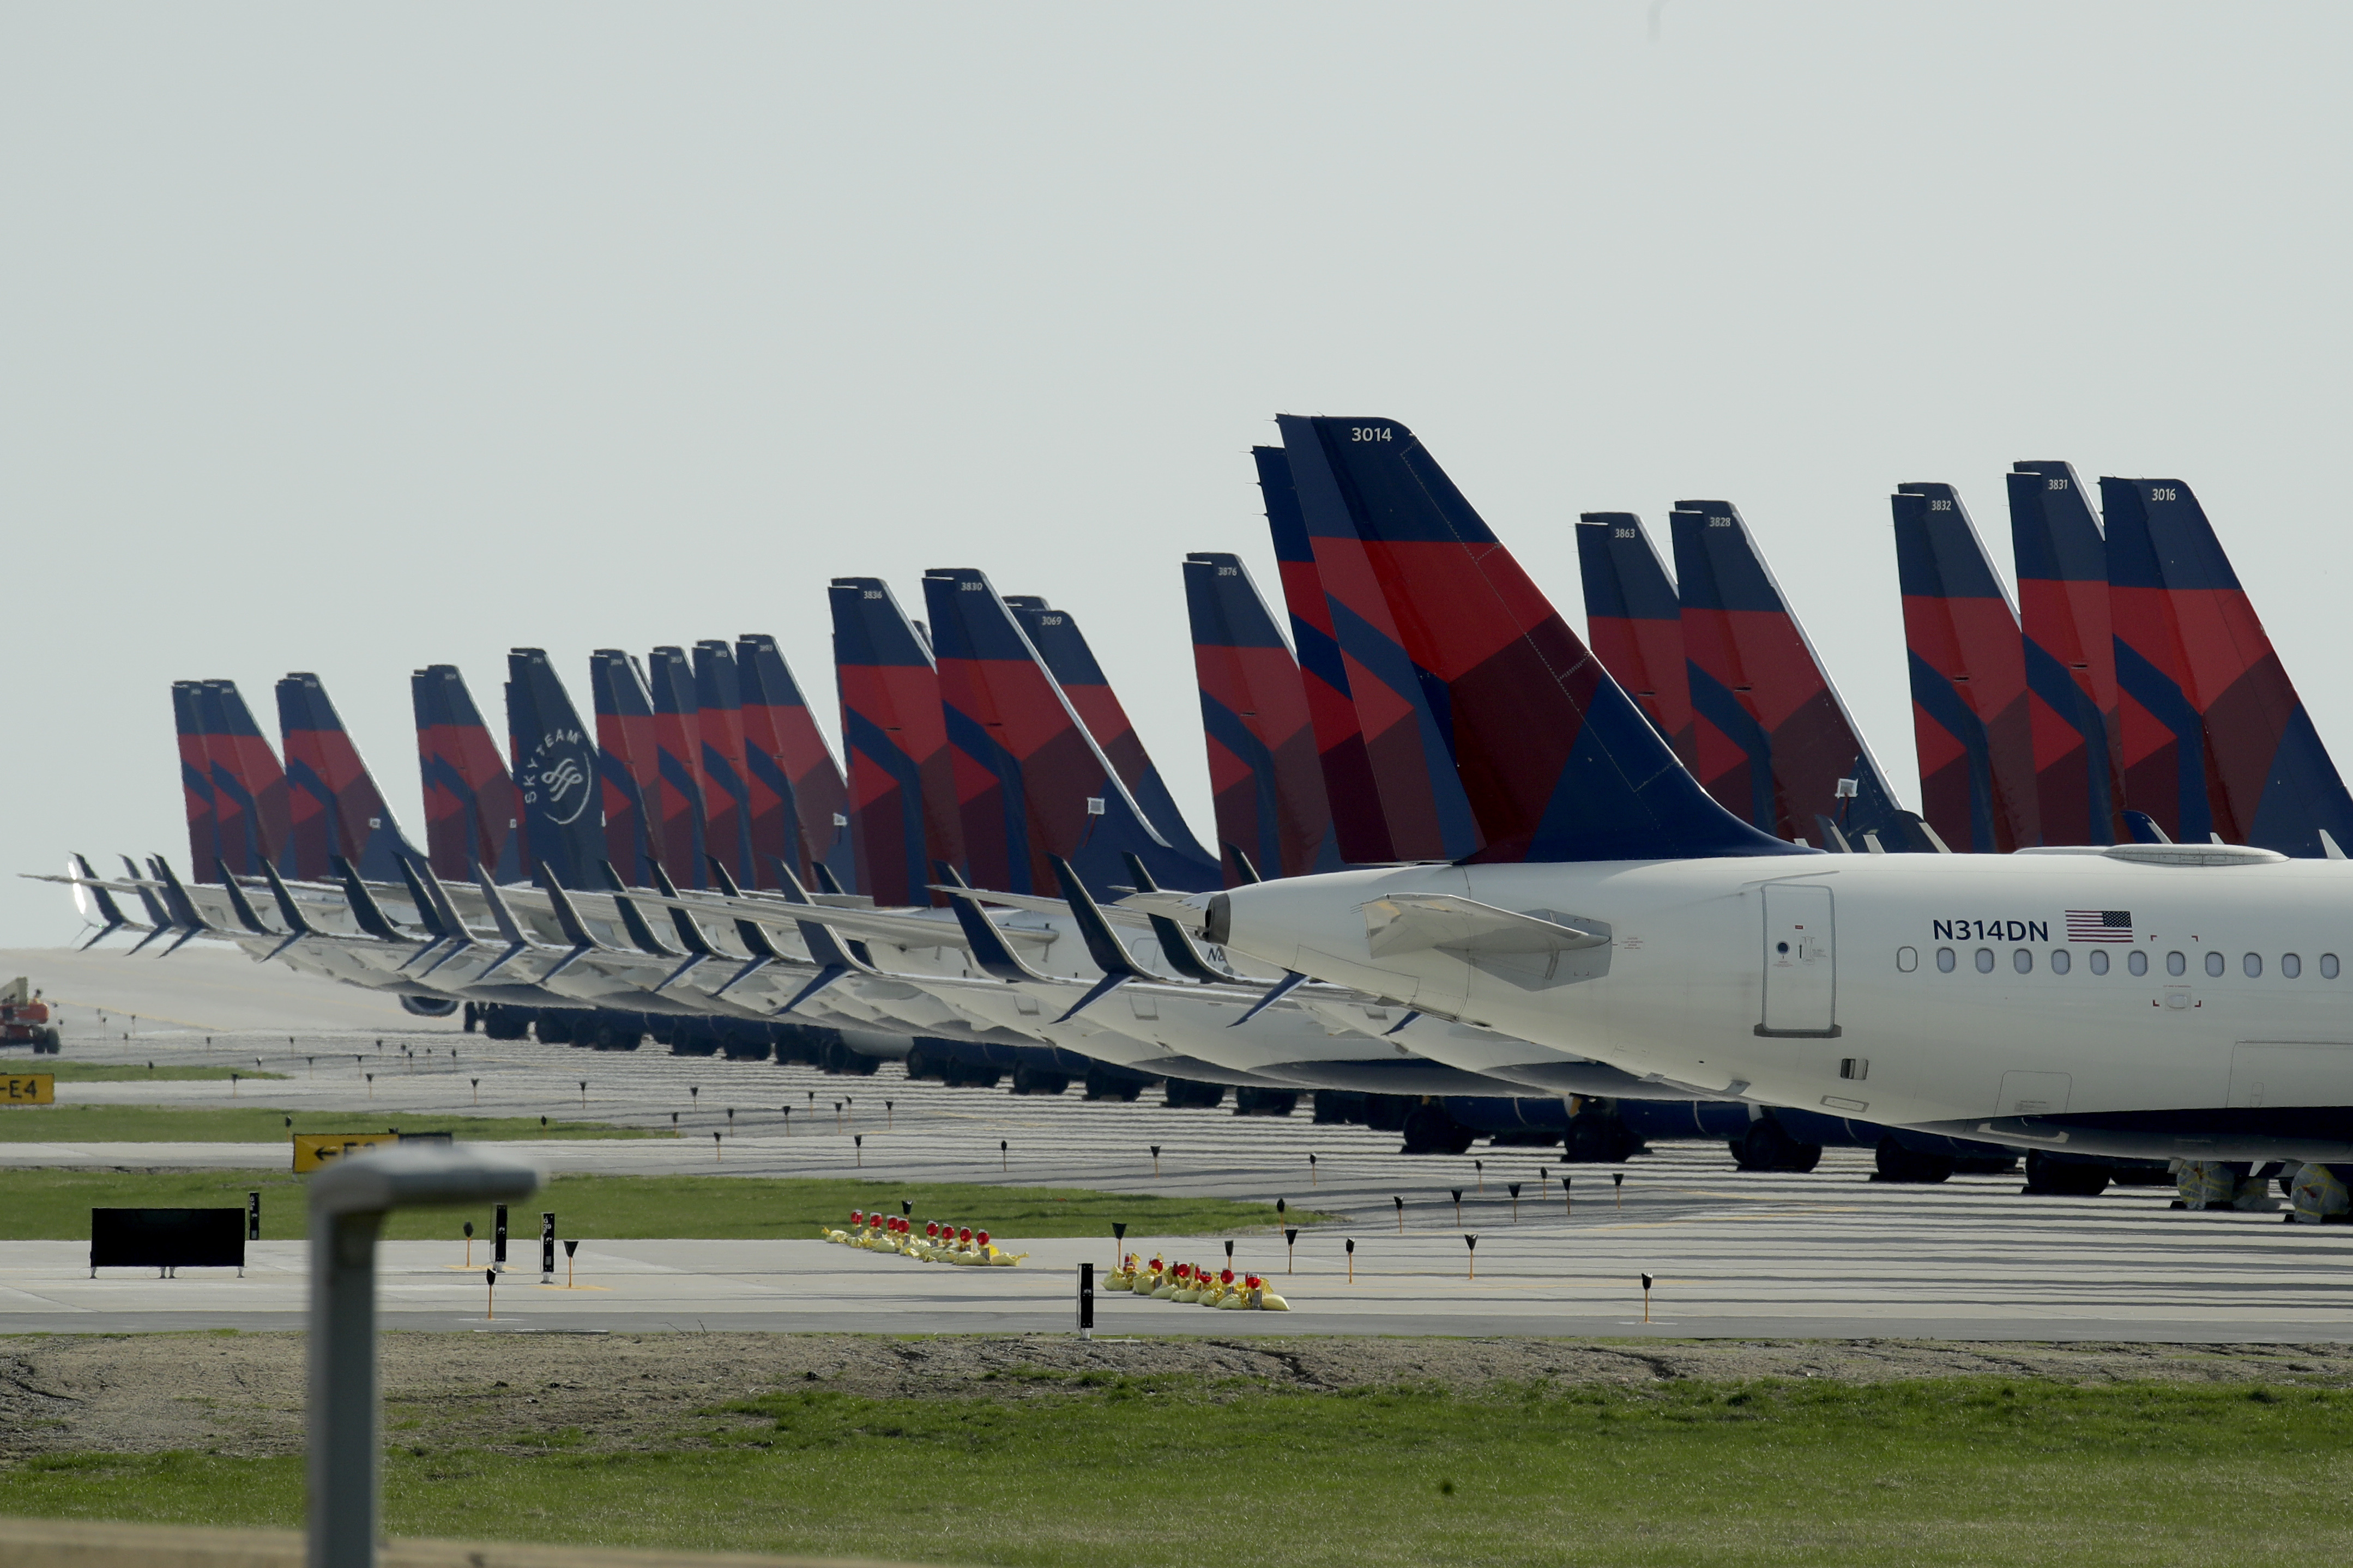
[1209,847,2353,1161]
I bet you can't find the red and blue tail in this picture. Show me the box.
[275,673,420,883]
[412,664,523,885]
[2103,477,2353,855]
[831,577,966,906]
[204,681,292,878]
[1277,416,1483,863]
[1258,445,1393,864]
[645,647,710,890]
[503,650,606,891]
[1284,415,1799,863]
[1672,501,1918,849]
[1182,550,1341,883]
[589,651,660,887]
[2007,462,2125,845]
[1004,594,1218,873]
[1574,514,1693,766]
[1892,483,2041,852]
[737,633,854,894]
[172,681,220,882]
[924,568,1220,894]
[693,640,756,888]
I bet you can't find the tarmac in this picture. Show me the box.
[4,942,2351,1341]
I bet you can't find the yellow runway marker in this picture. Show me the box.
[533,1283,612,1292]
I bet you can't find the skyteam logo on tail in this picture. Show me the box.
[523,727,596,826]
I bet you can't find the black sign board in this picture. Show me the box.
[91,1209,246,1273]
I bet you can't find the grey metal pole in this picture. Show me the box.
[306,1203,384,1568]
[306,1145,540,1568]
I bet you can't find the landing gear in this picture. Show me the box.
[2023,1148,2111,1197]
[1084,1064,1145,1101]
[1232,1088,1297,1118]
[1873,1135,1954,1184]
[1729,1116,1823,1173]
[1401,1103,1476,1156]
[1010,1064,1070,1096]
[1163,1078,1226,1110]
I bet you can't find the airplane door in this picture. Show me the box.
[1759,883,1838,1037]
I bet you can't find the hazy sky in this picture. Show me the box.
[4,4,2347,945]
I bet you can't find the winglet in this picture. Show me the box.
[1228,968,1308,1026]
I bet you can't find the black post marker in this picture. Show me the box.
[485,1268,497,1322]
[247,1192,261,1242]
[1451,1189,1463,1227]
[901,1200,913,1218]
[1464,1233,1478,1280]
[1641,1271,1653,1323]
[540,1213,555,1282]
[1393,1195,1404,1233]
[691,1086,700,1106]
[471,1077,480,1105]
[835,1102,843,1133]
[1475,1158,1484,1194]
[714,1130,723,1161]
[885,1099,894,1130]
[1346,1237,1356,1284]
[727,1108,735,1130]
[782,1105,792,1136]
[493,1205,508,1271]
[854,1133,863,1167]
[1308,1152,1318,1187]
[1224,1239,1235,1267]
[563,1238,578,1288]
[463,1221,474,1269]
[1276,1198,1287,1224]
[1539,1165,1549,1187]
[1000,1139,1008,1171]
[580,1080,587,1109]
[1284,1227,1299,1273]
[1508,1182,1522,1222]
[1150,1144,1161,1177]
[1563,1176,1573,1216]
[1112,1220,1128,1270]
[1077,1262,1095,1341]
[1614,1171,1625,1210]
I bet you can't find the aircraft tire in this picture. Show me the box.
[1010,1064,1070,1096]
[1163,1077,1226,1110]
[1233,1088,1298,1118]
[2024,1148,2110,1197]
[1873,1135,1954,1184]
[1083,1064,1144,1101]
[1400,1104,1475,1156]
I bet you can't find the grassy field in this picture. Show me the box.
[0,1103,655,1143]
[0,1170,1316,1242]
[0,1061,287,1083]
[5,1375,2351,1565]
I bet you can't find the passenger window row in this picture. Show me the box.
[1899,946,2339,979]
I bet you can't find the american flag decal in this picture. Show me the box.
[2065,909,2133,942]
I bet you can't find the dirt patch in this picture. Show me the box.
[3,1332,2350,1460]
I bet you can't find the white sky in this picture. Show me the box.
[4,3,2348,943]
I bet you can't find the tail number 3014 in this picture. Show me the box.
[1350,426,1393,443]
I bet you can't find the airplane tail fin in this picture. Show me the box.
[1005,595,1220,870]
[924,568,1220,894]
[645,647,709,889]
[1257,444,1396,864]
[1574,514,1693,765]
[2102,477,2353,855]
[1182,550,1340,883]
[1670,500,1924,850]
[692,640,756,888]
[275,673,420,882]
[201,681,292,879]
[1277,416,1483,862]
[1892,483,2041,852]
[1281,415,1800,863]
[737,633,854,893]
[171,682,221,883]
[830,577,964,905]
[412,664,524,885]
[2008,462,2124,845]
[589,650,661,888]
[504,649,607,892]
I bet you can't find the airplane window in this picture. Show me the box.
[2284,953,2302,978]
[1936,947,1956,972]
[2166,951,2186,976]
[1896,947,1918,972]
[2051,950,2071,975]
[2128,950,2149,976]
[2205,951,2225,978]
[2244,953,2262,978]
[2013,948,2033,974]
[1975,948,1995,973]
[2089,949,2108,975]
[2325,954,2342,979]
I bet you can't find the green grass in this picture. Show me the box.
[0,1170,1316,1242]
[8,1376,2353,1564]
[0,1103,655,1144]
[0,1061,287,1083]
